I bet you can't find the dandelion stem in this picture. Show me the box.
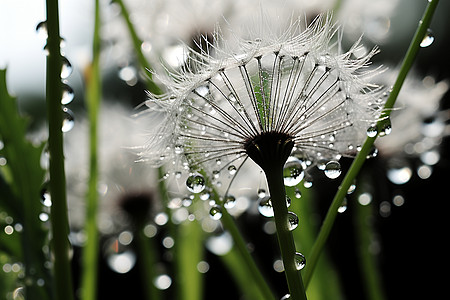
[303,0,440,287]
[80,0,101,299]
[45,0,74,299]
[114,0,162,94]
[265,167,307,300]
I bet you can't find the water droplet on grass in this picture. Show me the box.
[62,107,75,132]
[420,29,434,47]
[36,21,47,38]
[294,252,306,270]
[61,83,74,105]
[209,205,222,220]
[324,161,341,179]
[287,212,299,231]
[60,56,73,79]
[224,195,236,209]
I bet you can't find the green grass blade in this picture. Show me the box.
[303,0,440,286]
[0,69,51,300]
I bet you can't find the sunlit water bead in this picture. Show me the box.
[60,56,73,79]
[280,294,291,300]
[209,205,222,220]
[61,83,74,105]
[61,107,75,132]
[294,252,306,270]
[258,196,274,217]
[287,212,299,231]
[420,28,435,47]
[337,198,348,213]
[35,21,48,38]
[283,156,305,187]
[366,124,378,138]
[324,161,341,179]
[185,173,206,193]
[378,118,392,137]
[223,195,236,209]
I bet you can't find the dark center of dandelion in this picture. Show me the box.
[244,131,295,172]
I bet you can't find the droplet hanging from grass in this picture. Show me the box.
[420,28,434,47]
[324,161,341,179]
[294,252,306,270]
[287,212,299,231]
[61,107,75,132]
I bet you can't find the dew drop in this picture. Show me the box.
[228,93,237,103]
[294,252,306,270]
[257,188,266,198]
[174,144,184,154]
[61,83,74,105]
[60,56,73,79]
[366,124,378,137]
[338,198,347,213]
[227,165,237,175]
[35,21,48,38]
[209,205,222,220]
[294,188,302,199]
[285,196,291,208]
[324,161,341,179]
[420,29,434,47]
[283,157,305,187]
[224,195,236,209]
[379,118,392,136]
[40,188,52,207]
[287,212,299,231]
[62,107,75,132]
[195,84,210,97]
[281,294,291,300]
[186,173,206,193]
[258,196,274,217]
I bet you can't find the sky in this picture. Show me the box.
[0,0,93,98]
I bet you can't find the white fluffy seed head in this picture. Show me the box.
[137,14,386,191]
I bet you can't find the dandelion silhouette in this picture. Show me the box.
[140,14,385,299]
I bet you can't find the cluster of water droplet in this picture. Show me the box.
[36,20,75,133]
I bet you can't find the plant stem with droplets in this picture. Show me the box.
[45,0,74,299]
[265,166,307,300]
[114,0,162,94]
[303,0,440,287]
[80,0,101,299]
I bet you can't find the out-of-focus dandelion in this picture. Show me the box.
[374,70,449,184]
[138,13,386,298]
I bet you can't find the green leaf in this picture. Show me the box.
[0,68,51,300]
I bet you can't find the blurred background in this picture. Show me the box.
[1,0,449,299]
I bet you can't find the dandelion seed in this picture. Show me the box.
[140,14,385,192]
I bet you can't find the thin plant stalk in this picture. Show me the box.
[45,0,74,299]
[353,190,386,300]
[303,0,440,287]
[265,167,307,300]
[80,0,101,299]
[114,0,162,94]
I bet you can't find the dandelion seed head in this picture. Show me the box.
[139,14,386,194]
